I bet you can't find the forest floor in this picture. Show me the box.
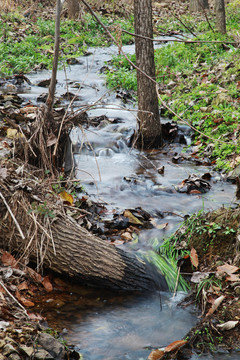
[1,1,240,360]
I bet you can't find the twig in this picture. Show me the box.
[0,279,29,318]
[0,192,25,240]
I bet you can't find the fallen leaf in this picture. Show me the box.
[15,291,34,307]
[216,264,239,276]
[6,128,24,139]
[121,232,132,241]
[26,267,42,283]
[27,312,46,321]
[190,248,199,268]
[165,339,187,352]
[189,189,201,194]
[147,349,165,360]
[226,274,240,282]
[191,271,210,284]
[0,168,7,179]
[206,295,225,316]
[42,276,53,292]
[59,190,74,206]
[18,281,28,291]
[217,320,238,331]
[46,132,57,147]
[1,251,19,268]
[123,210,143,225]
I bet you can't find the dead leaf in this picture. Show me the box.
[206,295,225,316]
[27,312,46,321]
[226,274,240,282]
[59,191,74,206]
[216,320,238,331]
[26,267,42,283]
[165,340,187,352]
[121,232,132,241]
[0,168,7,179]
[42,276,53,292]
[147,349,165,360]
[150,218,168,230]
[15,291,34,307]
[6,128,24,139]
[46,132,57,147]
[191,271,210,284]
[216,264,239,276]
[190,248,199,268]
[18,281,28,291]
[123,210,143,225]
[1,251,19,268]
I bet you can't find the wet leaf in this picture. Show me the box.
[26,267,42,283]
[18,281,28,291]
[165,339,187,352]
[190,248,199,268]
[123,210,143,225]
[59,191,74,206]
[1,251,19,268]
[216,320,238,331]
[147,349,165,360]
[121,232,132,241]
[27,312,45,321]
[206,295,225,316]
[191,271,210,284]
[15,290,34,307]
[42,276,53,292]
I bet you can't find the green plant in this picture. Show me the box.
[196,274,222,299]
[29,201,55,219]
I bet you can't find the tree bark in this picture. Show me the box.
[0,208,167,292]
[68,0,80,19]
[190,0,209,12]
[134,0,162,149]
[215,0,226,34]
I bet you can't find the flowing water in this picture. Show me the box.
[22,41,239,360]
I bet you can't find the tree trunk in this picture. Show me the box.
[215,0,226,34]
[190,0,209,12]
[68,0,80,19]
[0,208,167,292]
[134,0,162,149]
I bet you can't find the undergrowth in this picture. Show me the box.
[105,2,240,171]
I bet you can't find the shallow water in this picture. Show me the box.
[23,41,239,360]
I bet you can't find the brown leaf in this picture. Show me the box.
[216,264,239,276]
[26,267,42,283]
[123,210,143,225]
[1,251,19,268]
[46,132,57,147]
[18,281,28,291]
[206,295,225,316]
[147,349,165,360]
[165,340,187,353]
[15,291,34,307]
[226,274,240,282]
[42,276,53,292]
[190,248,199,268]
[189,189,201,194]
[27,312,46,321]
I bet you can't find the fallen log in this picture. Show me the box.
[0,175,167,292]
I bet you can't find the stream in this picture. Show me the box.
[22,41,239,360]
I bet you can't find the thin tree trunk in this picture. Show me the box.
[47,0,62,113]
[68,0,80,19]
[134,0,162,149]
[215,0,226,34]
[190,0,209,12]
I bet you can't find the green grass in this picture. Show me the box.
[0,11,134,76]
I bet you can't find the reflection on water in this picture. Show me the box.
[41,288,197,360]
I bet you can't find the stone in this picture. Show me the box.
[37,332,65,359]
[34,348,54,360]
[2,343,18,356]
[19,345,34,357]
[8,354,21,360]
